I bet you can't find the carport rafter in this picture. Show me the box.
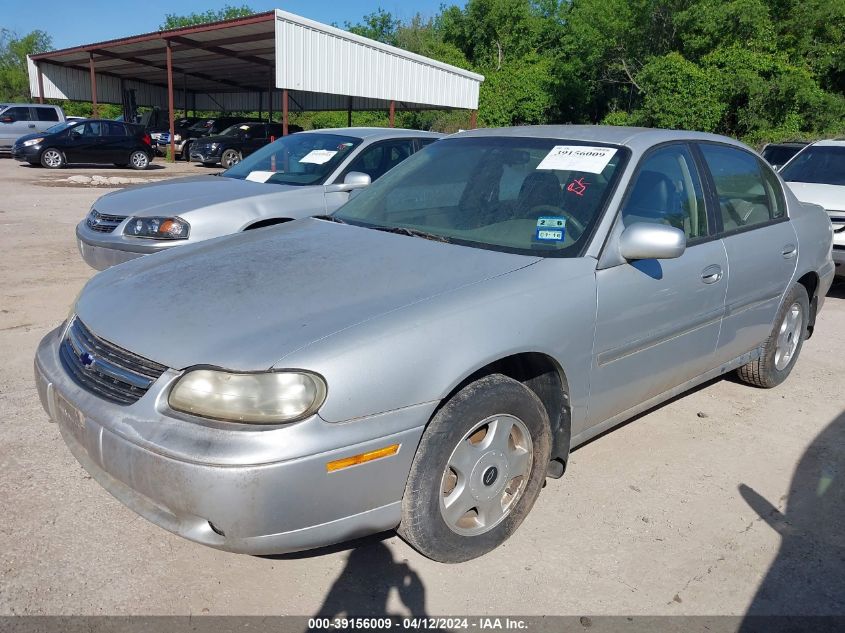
[89,47,263,93]
[167,36,273,68]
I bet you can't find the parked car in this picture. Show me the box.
[11,119,154,169]
[76,127,442,269]
[0,103,65,154]
[189,121,288,168]
[167,117,262,162]
[37,126,834,562]
[779,139,845,277]
[150,117,198,155]
[760,141,808,170]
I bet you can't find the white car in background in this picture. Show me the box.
[780,140,845,277]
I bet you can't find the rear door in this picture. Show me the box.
[589,142,727,426]
[100,122,132,163]
[31,106,60,133]
[696,143,798,363]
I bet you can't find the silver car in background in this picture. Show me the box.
[76,127,442,270]
[36,126,834,562]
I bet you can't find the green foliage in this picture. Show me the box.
[344,9,401,45]
[0,29,52,102]
[161,4,254,30]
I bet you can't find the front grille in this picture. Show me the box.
[60,317,167,405]
[86,210,126,234]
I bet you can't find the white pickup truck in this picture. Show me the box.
[0,103,66,153]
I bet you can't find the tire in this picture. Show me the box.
[398,373,551,563]
[182,142,192,162]
[736,283,810,388]
[40,148,65,169]
[221,148,242,169]
[128,151,150,170]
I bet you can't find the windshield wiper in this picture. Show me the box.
[313,215,347,224]
[369,225,452,243]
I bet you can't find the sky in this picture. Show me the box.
[5,0,460,50]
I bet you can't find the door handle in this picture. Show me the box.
[782,244,797,259]
[27,123,35,128]
[701,264,723,284]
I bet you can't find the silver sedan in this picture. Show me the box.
[75,127,442,270]
[35,126,835,562]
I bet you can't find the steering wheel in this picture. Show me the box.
[528,205,586,240]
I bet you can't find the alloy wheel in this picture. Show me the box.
[774,301,803,370]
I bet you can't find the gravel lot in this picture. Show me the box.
[0,156,842,617]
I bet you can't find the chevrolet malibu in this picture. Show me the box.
[35,126,835,563]
[76,127,442,270]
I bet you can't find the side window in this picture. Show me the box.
[621,144,708,240]
[699,144,778,231]
[34,107,59,122]
[105,122,127,136]
[4,107,32,121]
[348,144,384,179]
[760,162,786,219]
[417,138,437,150]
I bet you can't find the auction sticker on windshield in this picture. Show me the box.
[537,145,617,173]
[300,149,338,164]
[536,216,566,242]
[245,171,276,183]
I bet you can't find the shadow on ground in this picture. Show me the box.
[740,410,845,622]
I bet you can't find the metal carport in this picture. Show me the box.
[27,9,484,158]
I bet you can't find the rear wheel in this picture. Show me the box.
[40,148,65,169]
[221,148,242,169]
[736,283,809,388]
[129,151,149,170]
[398,374,551,563]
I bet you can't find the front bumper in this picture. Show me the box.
[11,143,40,162]
[35,326,430,555]
[76,221,181,270]
[190,146,221,163]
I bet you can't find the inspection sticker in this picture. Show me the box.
[536,216,566,242]
[536,145,617,174]
[245,171,276,183]
[299,149,338,164]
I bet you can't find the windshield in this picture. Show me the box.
[762,145,804,167]
[45,121,78,134]
[780,146,845,185]
[334,137,627,257]
[189,120,214,131]
[219,124,252,136]
[222,133,362,186]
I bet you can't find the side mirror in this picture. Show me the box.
[619,222,686,261]
[325,171,372,193]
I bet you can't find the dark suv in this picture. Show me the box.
[190,122,295,168]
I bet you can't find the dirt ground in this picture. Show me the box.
[0,155,843,618]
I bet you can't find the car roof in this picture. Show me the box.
[808,139,845,147]
[1,102,57,108]
[453,125,752,153]
[764,141,808,148]
[302,127,444,140]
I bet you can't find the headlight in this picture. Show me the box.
[23,137,44,147]
[169,369,327,424]
[124,216,189,239]
[173,134,182,142]
[210,142,219,151]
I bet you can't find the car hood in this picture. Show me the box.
[785,182,845,212]
[195,134,238,144]
[75,219,538,370]
[93,175,307,217]
[14,132,47,145]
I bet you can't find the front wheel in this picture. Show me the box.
[398,374,551,563]
[220,148,242,169]
[40,148,65,169]
[128,151,149,170]
[736,283,810,388]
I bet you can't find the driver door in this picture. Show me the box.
[587,143,728,428]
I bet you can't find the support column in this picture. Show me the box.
[36,63,45,104]
[183,74,188,118]
[469,109,478,129]
[282,88,289,136]
[347,97,352,127]
[389,100,395,128]
[88,54,98,118]
[258,91,263,122]
[166,40,176,163]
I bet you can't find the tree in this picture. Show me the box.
[161,4,254,30]
[0,29,52,102]
[344,8,401,46]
